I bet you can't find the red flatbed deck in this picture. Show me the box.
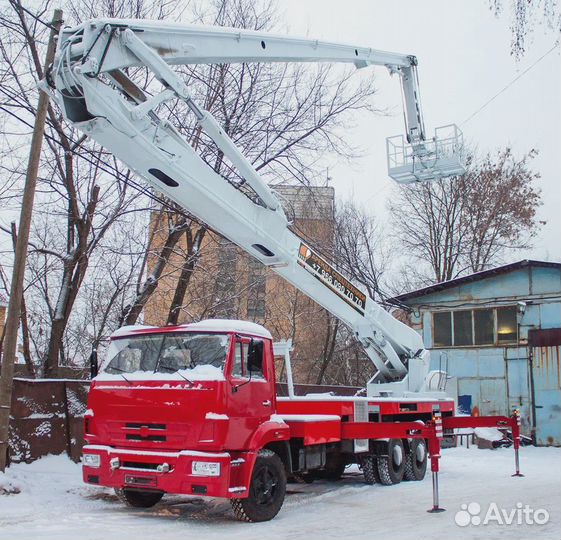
[276,395,455,417]
[274,395,455,446]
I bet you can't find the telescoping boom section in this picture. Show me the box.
[47,19,464,395]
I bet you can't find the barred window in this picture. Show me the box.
[432,306,517,347]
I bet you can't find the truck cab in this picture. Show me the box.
[82,320,290,521]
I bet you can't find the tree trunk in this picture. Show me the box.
[19,294,35,378]
[9,223,35,378]
[166,227,206,326]
[119,214,191,327]
[316,316,339,384]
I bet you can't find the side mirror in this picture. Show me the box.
[89,348,98,379]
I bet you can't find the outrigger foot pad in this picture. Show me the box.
[427,507,446,513]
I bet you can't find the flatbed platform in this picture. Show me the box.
[276,394,455,420]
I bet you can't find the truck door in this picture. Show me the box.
[227,336,275,448]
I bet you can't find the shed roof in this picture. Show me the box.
[394,260,561,303]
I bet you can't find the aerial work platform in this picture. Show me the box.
[387,124,465,183]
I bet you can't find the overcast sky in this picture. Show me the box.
[281,0,561,263]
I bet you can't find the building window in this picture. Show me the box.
[453,310,473,346]
[497,306,517,343]
[247,258,266,320]
[433,312,452,347]
[432,306,518,347]
[474,309,494,345]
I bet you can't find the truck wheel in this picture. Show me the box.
[323,461,346,481]
[377,439,405,485]
[361,455,380,485]
[231,449,286,522]
[115,488,163,508]
[404,439,427,481]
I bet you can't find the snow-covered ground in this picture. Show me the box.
[1,446,559,540]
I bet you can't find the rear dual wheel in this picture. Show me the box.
[362,438,427,486]
[361,455,380,485]
[377,439,406,485]
[404,438,428,481]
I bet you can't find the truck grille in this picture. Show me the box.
[105,420,189,448]
[123,423,167,442]
[122,461,160,470]
[126,433,166,442]
[125,422,166,430]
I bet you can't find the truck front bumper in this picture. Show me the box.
[82,444,250,498]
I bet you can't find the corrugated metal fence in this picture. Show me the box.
[9,378,90,463]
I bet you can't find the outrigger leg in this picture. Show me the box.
[427,418,445,513]
[511,409,524,477]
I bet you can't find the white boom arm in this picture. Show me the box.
[47,19,454,395]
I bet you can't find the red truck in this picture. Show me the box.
[82,320,520,522]
[50,19,523,523]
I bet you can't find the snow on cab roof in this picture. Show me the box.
[110,319,272,339]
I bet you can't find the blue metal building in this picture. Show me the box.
[394,260,561,446]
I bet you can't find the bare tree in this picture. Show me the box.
[312,200,388,385]
[0,0,173,375]
[389,148,542,286]
[119,207,192,327]
[0,0,380,377]
[333,200,389,301]
[122,0,379,326]
[490,0,561,58]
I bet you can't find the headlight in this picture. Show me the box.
[191,461,221,477]
[83,453,101,468]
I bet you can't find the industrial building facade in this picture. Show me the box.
[395,260,561,446]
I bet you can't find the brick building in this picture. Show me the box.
[143,185,336,383]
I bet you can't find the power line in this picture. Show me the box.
[9,2,57,31]
[0,102,188,215]
[461,42,560,126]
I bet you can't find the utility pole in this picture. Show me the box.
[0,8,63,472]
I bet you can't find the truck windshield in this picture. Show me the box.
[103,333,230,375]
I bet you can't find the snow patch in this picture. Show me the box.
[110,324,156,338]
[474,427,504,442]
[34,421,52,438]
[95,364,225,382]
[109,319,272,339]
[0,475,21,495]
[184,319,272,338]
[0,448,560,539]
